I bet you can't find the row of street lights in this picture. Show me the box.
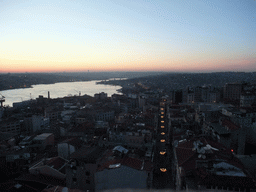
[159,99,168,173]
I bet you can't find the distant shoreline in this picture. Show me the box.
[2,80,124,107]
[0,72,163,92]
[0,79,127,92]
[0,80,91,92]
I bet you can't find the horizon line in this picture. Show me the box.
[1,71,256,74]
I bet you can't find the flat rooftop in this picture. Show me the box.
[34,133,53,140]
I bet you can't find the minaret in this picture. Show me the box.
[0,94,5,107]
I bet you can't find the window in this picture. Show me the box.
[86,171,90,176]
[72,178,77,182]
[86,180,90,184]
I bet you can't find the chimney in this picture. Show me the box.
[48,91,50,99]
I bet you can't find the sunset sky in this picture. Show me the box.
[0,0,255,73]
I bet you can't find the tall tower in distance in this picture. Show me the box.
[0,94,5,107]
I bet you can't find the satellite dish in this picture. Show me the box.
[193,141,199,152]
[205,144,219,151]
[198,147,206,154]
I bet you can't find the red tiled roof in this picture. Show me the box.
[46,157,68,171]
[96,150,116,172]
[173,130,187,140]
[144,113,154,119]
[143,160,153,172]
[16,173,66,186]
[175,137,246,173]
[195,167,208,180]
[122,157,143,170]
[221,119,240,130]
[144,125,154,131]
[97,159,122,172]
[176,147,195,166]
[96,149,152,172]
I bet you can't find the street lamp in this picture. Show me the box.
[160,168,167,172]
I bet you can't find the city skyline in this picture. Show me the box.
[0,0,255,73]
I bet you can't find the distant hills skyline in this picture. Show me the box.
[1,72,256,92]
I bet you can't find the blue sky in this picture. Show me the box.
[0,0,255,72]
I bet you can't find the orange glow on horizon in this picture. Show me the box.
[1,57,256,73]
